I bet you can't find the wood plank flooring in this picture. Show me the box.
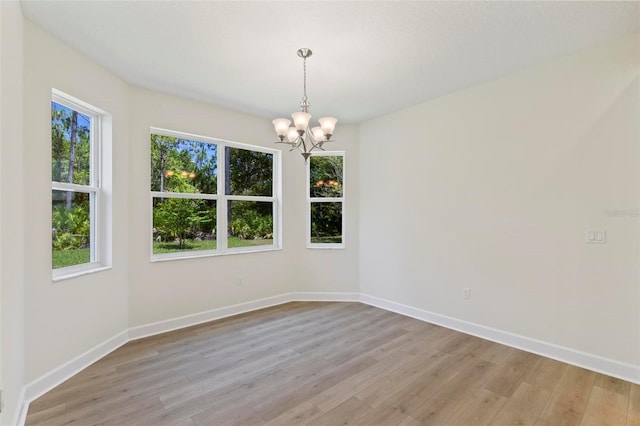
[25,302,640,425]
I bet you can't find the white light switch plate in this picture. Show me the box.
[586,229,606,244]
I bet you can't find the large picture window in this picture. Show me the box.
[150,129,279,260]
[307,152,345,248]
[51,91,108,278]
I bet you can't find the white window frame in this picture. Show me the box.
[150,127,281,262]
[306,151,345,249]
[52,90,111,281]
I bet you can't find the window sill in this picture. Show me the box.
[52,264,112,282]
[151,246,282,263]
[307,244,345,250]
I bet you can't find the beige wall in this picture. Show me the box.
[21,20,131,382]
[1,2,25,424]
[359,34,640,365]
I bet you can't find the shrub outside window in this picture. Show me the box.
[307,152,345,248]
[51,91,108,278]
[150,129,280,261]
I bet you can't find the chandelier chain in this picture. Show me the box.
[302,56,308,111]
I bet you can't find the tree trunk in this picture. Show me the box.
[159,144,165,193]
[54,131,62,182]
[66,110,78,209]
[225,147,231,231]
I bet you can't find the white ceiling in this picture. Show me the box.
[20,1,640,124]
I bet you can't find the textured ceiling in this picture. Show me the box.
[20,1,640,124]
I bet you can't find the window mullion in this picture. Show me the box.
[150,191,217,200]
[218,143,228,251]
[52,182,98,193]
[309,197,344,203]
[225,195,275,202]
[90,191,97,263]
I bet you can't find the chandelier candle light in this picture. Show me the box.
[272,48,338,161]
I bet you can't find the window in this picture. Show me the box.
[51,91,109,278]
[307,152,345,248]
[150,129,280,260]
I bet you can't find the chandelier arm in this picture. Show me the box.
[300,135,309,154]
[304,128,324,153]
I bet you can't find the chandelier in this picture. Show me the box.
[272,48,338,161]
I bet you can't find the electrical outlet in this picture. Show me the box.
[463,288,471,300]
[586,229,606,244]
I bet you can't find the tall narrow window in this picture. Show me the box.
[225,146,276,249]
[151,129,280,261]
[51,91,107,276]
[307,152,345,248]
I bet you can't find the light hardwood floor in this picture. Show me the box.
[26,302,640,425]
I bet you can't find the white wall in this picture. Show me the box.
[0,2,25,424]
[359,34,640,366]
[128,87,359,327]
[22,20,130,382]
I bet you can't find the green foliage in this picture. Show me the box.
[153,238,217,254]
[153,197,215,249]
[229,201,273,240]
[309,155,343,243]
[52,248,90,269]
[310,202,342,241]
[52,202,90,251]
[309,155,343,198]
[310,236,342,244]
[51,200,91,268]
[152,237,272,254]
[151,134,217,194]
[226,147,273,196]
[51,102,91,185]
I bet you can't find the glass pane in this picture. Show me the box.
[309,155,343,198]
[152,197,217,254]
[51,102,92,185]
[310,202,343,244]
[151,135,218,194]
[52,190,92,268]
[227,200,273,247]
[225,147,273,196]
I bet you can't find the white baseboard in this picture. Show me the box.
[13,387,27,426]
[359,293,640,385]
[22,330,129,409]
[15,291,640,426]
[128,292,361,341]
[128,293,295,341]
[291,291,360,302]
